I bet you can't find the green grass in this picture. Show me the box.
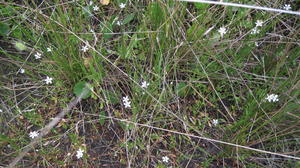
[1,0,300,167]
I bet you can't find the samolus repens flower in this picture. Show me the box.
[76,148,84,159]
[44,76,53,84]
[218,26,227,37]
[122,96,131,108]
[265,94,279,102]
[29,131,39,139]
[119,3,126,9]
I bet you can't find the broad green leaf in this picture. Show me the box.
[102,23,113,39]
[122,13,135,25]
[0,22,9,36]
[73,81,92,99]
[14,41,27,51]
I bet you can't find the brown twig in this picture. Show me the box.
[7,90,88,168]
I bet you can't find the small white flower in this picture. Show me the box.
[93,5,99,11]
[122,96,131,108]
[212,119,219,126]
[29,131,39,139]
[81,45,89,52]
[141,81,149,89]
[20,68,25,74]
[89,1,93,5]
[119,3,126,9]
[283,4,291,10]
[76,148,84,159]
[44,76,53,84]
[250,27,260,34]
[0,109,3,112]
[124,101,131,108]
[34,52,42,59]
[162,156,170,163]
[255,42,259,47]
[218,26,227,38]
[265,94,279,102]
[255,20,263,27]
[46,47,52,52]
[116,20,122,26]
[123,96,130,102]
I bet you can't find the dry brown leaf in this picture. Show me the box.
[100,0,110,5]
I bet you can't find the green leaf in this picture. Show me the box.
[14,41,27,51]
[73,81,92,99]
[99,111,106,125]
[102,23,113,39]
[122,13,135,25]
[0,22,9,36]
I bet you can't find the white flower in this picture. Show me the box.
[0,109,2,112]
[44,76,53,84]
[123,96,129,102]
[81,45,89,52]
[218,26,227,38]
[93,5,99,11]
[89,1,93,5]
[29,131,39,139]
[283,4,291,10]
[250,27,260,34]
[212,119,219,126]
[124,101,131,108]
[76,148,84,159]
[116,20,122,26]
[119,3,126,9]
[255,20,263,27]
[265,94,279,102]
[255,42,259,47]
[34,52,42,59]
[20,68,25,74]
[47,47,52,52]
[122,96,131,108]
[162,156,170,163]
[141,81,149,89]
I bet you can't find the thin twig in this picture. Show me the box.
[91,115,300,161]
[178,0,300,16]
